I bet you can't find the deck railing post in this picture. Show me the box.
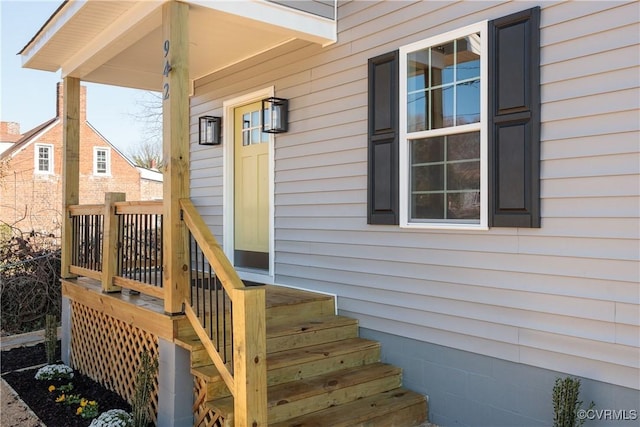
[232,287,267,427]
[102,192,126,293]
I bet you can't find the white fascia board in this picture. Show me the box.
[21,0,88,70]
[61,1,165,79]
[189,0,336,46]
[136,167,163,182]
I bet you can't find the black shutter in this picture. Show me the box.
[367,50,399,225]
[488,7,541,228]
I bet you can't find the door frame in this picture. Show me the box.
[223,86,275,284]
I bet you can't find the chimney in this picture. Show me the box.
[56,82,87,122]
[0,122,21,142]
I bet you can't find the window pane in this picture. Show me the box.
[447,132,479,161]
[456,35,481,81]
[407,92,427,132]
[447,161,479,191]
[412,164,443,192]
[411,136,444,163]
[251,111,260,127]
[407,50,428,92]
[412,193,445,220]
[431,86,454,129]
[431,41,455,86]
[455,80,480,125]
[447,192,480,219]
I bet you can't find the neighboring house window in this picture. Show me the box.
[35,144,53,174]
[400,23,486,228]
[94,147,111,175]
[367,7,540,229]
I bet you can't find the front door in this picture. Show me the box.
[234,101,269,271]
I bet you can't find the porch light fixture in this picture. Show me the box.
[261,97,288,133]
[199,116,221,145]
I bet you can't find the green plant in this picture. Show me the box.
[76,398,100,419]
[131,350,158,427]
[553,376,595,427]
[89,409,133,427]
[35,363,74,381]
[45,313,58,364]
[46,373,100,420]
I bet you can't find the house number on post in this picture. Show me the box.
[163,40,171,100]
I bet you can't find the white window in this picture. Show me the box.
[34,144,54,174]
[94,147,111,175]
[399,22,488,229]
[242,109,269,146]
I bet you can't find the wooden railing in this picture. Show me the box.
[68,193,163,298]
[180,199,267,426]
[68,193,268,426]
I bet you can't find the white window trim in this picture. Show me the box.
[34,143,54,174]
[399,21,488,230]
[93,147,111,176]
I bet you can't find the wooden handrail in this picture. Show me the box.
[68,204,104,216]
[179,198,267,426]
[179,199,244,293]
[115,200,163,215]
[68,200,163,217]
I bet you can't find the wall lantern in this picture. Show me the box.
[261,97,288,134]
[199,116,221,145]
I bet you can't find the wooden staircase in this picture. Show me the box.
[176,285,428,427]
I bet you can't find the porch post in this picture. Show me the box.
[61,77,80,279]
[102,192,126,292]
[162,0,190,315]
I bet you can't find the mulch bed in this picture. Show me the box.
[2,342,132,427]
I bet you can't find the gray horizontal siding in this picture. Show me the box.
[191,0,640,391]
[269,0,335,20]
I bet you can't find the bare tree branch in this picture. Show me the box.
[128,91,163,169]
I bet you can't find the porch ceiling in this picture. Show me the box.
[20,0,336,91]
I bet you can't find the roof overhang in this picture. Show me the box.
[20,0,337,91]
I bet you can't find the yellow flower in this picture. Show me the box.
[89,401,97,406]
[48,385,56,392]
[80,399,87,407]
[76,407,83,415]
[56,394,65,403]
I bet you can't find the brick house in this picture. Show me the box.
[0,83,162,235]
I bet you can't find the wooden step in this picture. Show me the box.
[182,285,428,426]
[192,337,381,399]
[269,388,428,427]
[267,337,380,386]
[264,285,335,327]
[267,315,359,353]
[177,314,359,356]
[207,363,403,424]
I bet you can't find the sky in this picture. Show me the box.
[0,0,158,157]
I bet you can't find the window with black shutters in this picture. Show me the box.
[368,7,540,229]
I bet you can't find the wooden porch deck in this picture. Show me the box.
[62,277,335,342]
